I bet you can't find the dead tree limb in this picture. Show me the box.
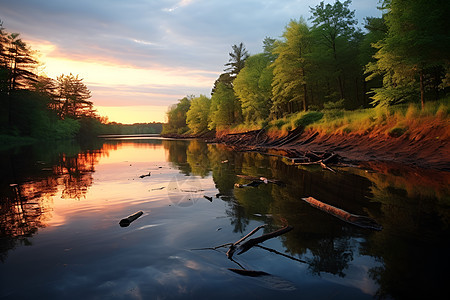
[235,225,293,256]
[226,225,266,259]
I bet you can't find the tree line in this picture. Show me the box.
[163,0,449,135]
[0,21,162,141]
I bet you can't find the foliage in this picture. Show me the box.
[234,53,273,123]
[162,96,191,134]
[270,19,311,117]
[224,42,249,79]
[366,0,450,107]
[293,111,324,127]
[186,95,211,134]
[0,21,108,141]
[209,82,242,130]
[55,73,94,119]
[102,122,163,135]
[309,0,358,103]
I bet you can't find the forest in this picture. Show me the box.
[163,0,449,136]
[0,23,162,144]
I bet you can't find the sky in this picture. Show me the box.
[0,0,382,124]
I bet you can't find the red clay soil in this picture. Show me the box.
[213,124,450,171]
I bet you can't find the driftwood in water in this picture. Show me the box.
[236,174,285,186]
[193,224,305,279]
[302,197,382,230]
[139,172,151,178]
[119,211,144,227]
[227,224,293,259]
[292,152,338,173]
[234,225,294,256]
[194,223,292,260]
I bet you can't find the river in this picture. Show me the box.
[0,136,449,299]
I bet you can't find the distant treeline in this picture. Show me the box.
[163,0,449,135]
[0,21,162,142]
[101,122,163,135]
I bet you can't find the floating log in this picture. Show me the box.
[301,197,382,230]
[119,211,144,227]
[151,187,165,191]
[204,195,213,202]
[139,172,151,178]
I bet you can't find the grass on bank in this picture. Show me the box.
[215,98,449,139]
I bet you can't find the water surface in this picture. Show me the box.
[1,137,449,299]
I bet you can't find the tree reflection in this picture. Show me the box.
[186,140,210,177]
[0,140,105,262]
[162,140,450,297]
[163,140,191,175]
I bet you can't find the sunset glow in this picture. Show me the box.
[31,40,216,123]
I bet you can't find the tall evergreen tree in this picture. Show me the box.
[56,74,93,119]
[224,42,249,79]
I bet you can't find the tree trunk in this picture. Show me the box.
[362,77,367,107]
[420,69,425,109]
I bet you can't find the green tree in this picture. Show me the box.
[367,0,450,107]
[4,33,37,91]
[234,53,273,123]
[224,42,249,79]
[309,0,358,101]
[186,95,211,134]
[0,27,38,129]
[262,37,278,62]
[56,73,93,119]
[271,18,311,117]
[211,72,233,95]
[209,82,241,130]
[163,96,191,134]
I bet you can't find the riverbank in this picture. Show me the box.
[213,122,450,171]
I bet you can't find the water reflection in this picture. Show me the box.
[164,139,450,299]
[0,137,449,299]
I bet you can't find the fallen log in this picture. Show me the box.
[301,197,382,230]
[235,225,294,256]
[119,211,144,227]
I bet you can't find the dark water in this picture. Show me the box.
[0,137,449,299]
